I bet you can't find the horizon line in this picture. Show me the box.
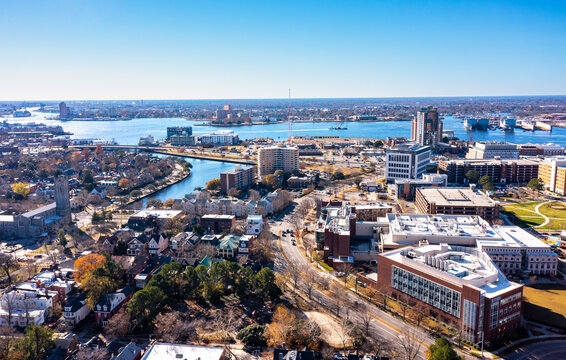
[2,94,566,103]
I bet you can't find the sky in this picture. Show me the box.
[0,0,565,101]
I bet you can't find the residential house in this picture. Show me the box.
[148,233,168,255]
[63,294,91,326]
[217,235,240,259]
[95,286,134,326]
[246,215,263,235]
[238,235,255,255]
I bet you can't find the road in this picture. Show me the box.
[270,192,436,359]
[504,339,566,360]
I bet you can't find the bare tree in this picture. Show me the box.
[194,243,217,260]
[335,263,356,286]
[288,265,302,293]
[154,311,199,343]
[248,189,261,202]
[302,269,315,299]
[411,303,427,328]
[2,293,17,327]
[332,318,353,351]
[104,310,131,339]
[360,311,373,334]
[398,294,409,320]
[0,254,19,285]
[395,328,423,360]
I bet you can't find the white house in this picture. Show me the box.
[148,234,168,255]
[246,215,263,235]
[63,294,91,326]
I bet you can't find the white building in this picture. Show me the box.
[63,294,91,326]
[385,142,431,181]
[138,135,155,146]
[466,142,519,160]
[200,130,239,145]
[246,215,263,235]
[141,343,226,360]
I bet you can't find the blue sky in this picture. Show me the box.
[0,0,565,100]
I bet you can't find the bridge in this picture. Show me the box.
[69,144,257,165]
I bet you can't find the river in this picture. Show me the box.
[5,110,566,205]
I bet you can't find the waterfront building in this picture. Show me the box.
[215,104,241,121]
[415,187,500,222]
[0,176,71,238]
[59,102,69,118]
[437,158,539,185]
[537,157,566,195]
[200,130,239,145]
[138,135,155,146]
[220,165,255,194]
[166,126,192,140]
[257,146,299,177]
[170,134,197,146]
[411,106,442,148]
[385,142,431,181]
[466,142,519,160]
[377,244,523,343]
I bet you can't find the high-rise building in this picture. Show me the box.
[411,106,442,147]
[257,146,299,177]
[538,157,566,195]
[59,102,69,119]
[220,165,255,194]
[215,104,240,121]
[54,175,72,223]
[385,142,431,181]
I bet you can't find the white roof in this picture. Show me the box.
[141,343,225,360]
[131,209,182,219]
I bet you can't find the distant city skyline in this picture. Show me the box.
[1,0,565,101]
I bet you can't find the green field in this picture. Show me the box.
[502,201,566,230]
[523,284,566,329]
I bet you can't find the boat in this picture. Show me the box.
[329,122,347,130]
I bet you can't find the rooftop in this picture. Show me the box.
[383,244,521,297]
[141,343,225,360]
[440,158,538,165]
[418,187,497,207]
[130,209,182,219]
[478,226,554,251]
[388,142,430,152]
[387,213,497,239]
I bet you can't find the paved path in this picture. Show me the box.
[534,201,552,228]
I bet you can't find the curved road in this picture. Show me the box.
[504,340,566,360]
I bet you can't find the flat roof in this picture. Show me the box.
[141,343,224,360]
[202,214,235,220]
[478,226,553,250]
[387,213,498,239]
[418,188,496,207]
[130,209,182,219]
[441,158,538,166]
[382,244,521,297]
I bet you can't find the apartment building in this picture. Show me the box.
[538,157,566,195]
[385,143,431,181]
[377,244,523,343]
[220,165,255,194]
[415,187,500,222]
[437,158,539,185]
[166,126,192,139]
[200,130,239,145]
[257,146,299,177]
[201,214,235,234]
[466,142,519,160]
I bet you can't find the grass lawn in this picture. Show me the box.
[523,284,566,329]
[502,200,566,230]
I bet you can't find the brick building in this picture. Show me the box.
[220,165,255,194]
[437,159,539,185]
[201,214,235,234]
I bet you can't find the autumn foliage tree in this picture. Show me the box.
[11,182,30,199]
[74,254,107,283]
[118,178,130,190]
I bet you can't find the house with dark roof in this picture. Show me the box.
[272,349,319,360]
[94,286,134,326]
[63,293,91,326]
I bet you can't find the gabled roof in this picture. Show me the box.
[199,256,212,268]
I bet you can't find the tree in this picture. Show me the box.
[237,324,267,347]
[75,347,109,360]
[94,144,105,157]
[146,199,163,209]
[58,229,68,248]
[478,175,492,187]
[426,337,462,360]
[249,189,261,201]
[354,177,362,189]
[262,174,278,190]
[11,182,30,199]
[465,170,480,183]
[528,178,544,191]
[265,306,296,347]
[205,178,221,191]
[154,311,198,343]
[0,254,20,285]
[118,178,130,190]
[104,310,131,339]
[147,262,186,299]
[396,329,423,360]
[17,325,54,360]
[331,170,345,180]
[113,240,128,256]
[255,268,281,300]
[74,253,106,283]
[126,286,167,330]
[483,181,495,192]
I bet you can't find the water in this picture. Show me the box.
[5,110,566,146]
[141,158,234,204]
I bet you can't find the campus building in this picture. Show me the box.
[537,157,566,195]
[377,244,523,343]
[385,142,431,181]
[389,173,448,200]
[220,165,255,194]
[415,187,500,222]
[257,146,299,178]
[437,158,539,185]
[466,142,519,160]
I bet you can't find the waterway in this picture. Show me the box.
[5,111,566,146]
[5,110,566,205]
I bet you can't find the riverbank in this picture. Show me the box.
[154,149,255,165]
[197,118,411,127]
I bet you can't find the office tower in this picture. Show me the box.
[411,106,442,147]
[385,142,431,181]
[59,102,69,118]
